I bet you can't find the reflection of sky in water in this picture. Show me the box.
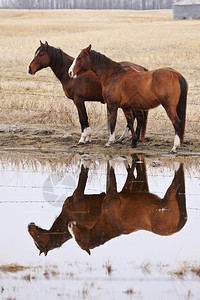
[0,155,200,299]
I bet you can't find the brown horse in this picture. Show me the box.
[28,41,148,144]
[28,155,187,256]
[69,45,188,152]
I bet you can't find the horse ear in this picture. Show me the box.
[85,44,92,53]
[85,247,91,255]
[44,247,48,256]
[40,40,43,46]
[45,41,49,50]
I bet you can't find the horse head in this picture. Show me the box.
[28,222,50,256]
[28,41,51,75]
[68,44,92,78]
[27,163,103,256]
[28,221,71,256]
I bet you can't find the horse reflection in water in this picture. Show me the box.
[28,156,187,256]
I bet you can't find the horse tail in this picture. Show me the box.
[140,110,148,142]
[177,75,188,145]
[176,164,187,230]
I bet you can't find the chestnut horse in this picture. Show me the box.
[69,45,188,152]
[28,41,148,144]
[28,156,187,256]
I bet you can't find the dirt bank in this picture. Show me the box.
[0,124,199,158]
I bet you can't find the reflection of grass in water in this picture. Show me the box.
[1,262,200,284]
[0,264,60,279]
[0,264,29,273]
[170,268,186,279]
[0,151,199,176]
[103,261,113,276]
[0,151,108,174]
[141,262,151,275]
[82,288,88,299]
[124,288,135,295]
[170,262,200,279]
[0,151,78,173]
[191,265,200,277]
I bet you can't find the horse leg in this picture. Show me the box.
[117,107,138,147]
[140,110,148,142]
[121,157,134,194]
[74,98,91,144]
[135,110,148,142]
[106,163,118,194]
[164,107,181,153]
[73,164,89,198]
[134,110,144,143]
[105,105,118,147]
[130,114,138,148]
[117,108,134,143]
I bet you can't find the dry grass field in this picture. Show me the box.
[0,9,200,153]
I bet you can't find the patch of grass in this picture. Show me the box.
[103,261,113,275]
[186,290,193,299]
[191,265,200,277]
[141,262,151,275]
[0,264,29,273]
[124,288,135,295]
[169,263,188,279]
[82,288,88,298]
[43,269,50,279]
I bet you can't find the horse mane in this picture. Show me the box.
[48,45,64,75]
[90,49,120,68]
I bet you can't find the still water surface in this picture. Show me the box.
[0,152,200,299]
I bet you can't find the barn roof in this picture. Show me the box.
[173,0,200,5]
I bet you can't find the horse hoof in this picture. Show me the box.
[116,140,123,144]
[131,144,137,148]
[85,139,91,144]
[170,147,177,153]
[77,141,85,145]
[104,143,110,147]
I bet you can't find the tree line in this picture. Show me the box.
[2,0,176,9]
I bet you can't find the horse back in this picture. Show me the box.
[120,61,148,72]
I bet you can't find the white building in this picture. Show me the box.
[173,0,200,19]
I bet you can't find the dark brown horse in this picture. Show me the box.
[69,45,188,152]
[28,41,148,144]
[28,155,187,256]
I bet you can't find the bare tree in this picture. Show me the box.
[4,0,176,10]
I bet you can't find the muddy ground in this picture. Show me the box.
[0,124,199,157]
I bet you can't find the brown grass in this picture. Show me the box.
[191,265,200,277]
[124,288,135,295]
[170,262,200,280]
[0,9,200,141]
[0,264,29,273]
[103,260,113,275]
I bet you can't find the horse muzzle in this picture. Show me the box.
[28,222,35,231]
[28,66,36,75]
